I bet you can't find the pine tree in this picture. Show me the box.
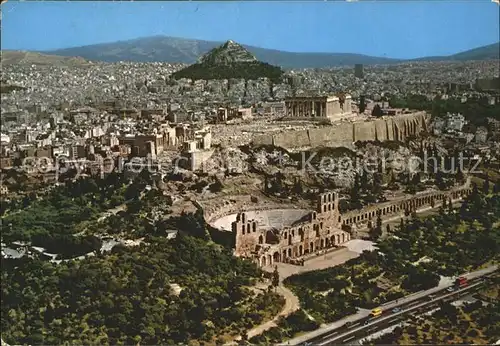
[359,95,366,113]
[272,265,280,289]
[376,213,382,231]
[483,176,490,194]
[372,104,384,117]
[369,213,383,240]
[360,171,369,192]
[400,218,405,231]
[494,182,500,194]
[350,174,362,209]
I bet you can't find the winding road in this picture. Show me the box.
[247,284,300,339]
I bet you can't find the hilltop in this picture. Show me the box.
[171,40,284,82]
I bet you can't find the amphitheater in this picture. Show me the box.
[205,179,473,268]
[211,209,311,232]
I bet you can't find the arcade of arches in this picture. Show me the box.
[229,183,472,268]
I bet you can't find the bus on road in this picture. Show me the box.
[370,307,383,318]
[455,276,469,288]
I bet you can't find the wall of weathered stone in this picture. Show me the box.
[253,112,428,149]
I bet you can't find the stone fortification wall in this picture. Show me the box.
[253,112,428,149]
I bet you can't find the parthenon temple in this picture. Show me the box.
[284,94,353,122]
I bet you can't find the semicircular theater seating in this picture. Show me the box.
[210,209,310,231]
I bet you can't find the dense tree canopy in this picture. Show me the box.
[1,235,283,345]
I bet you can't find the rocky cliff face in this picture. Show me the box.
[199,40,257,65]
[253,112,429,149]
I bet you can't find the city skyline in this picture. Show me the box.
[1,1,499,59]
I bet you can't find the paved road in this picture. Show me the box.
[286,265,498,345]
[247,284,300,339]
[315,279,489,346]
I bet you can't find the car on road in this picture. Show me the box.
[392,307,401,313]
[344,321,353,328]
[447,287,455,292]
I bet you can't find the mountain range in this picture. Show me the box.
[4,36,500,68]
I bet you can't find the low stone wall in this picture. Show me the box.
[253,112,428,149]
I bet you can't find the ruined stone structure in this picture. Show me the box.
[253,111,428,149]
[220,180,471,267]
[284,94,352,122]
[231,192,351,267]
[341,182,472,229]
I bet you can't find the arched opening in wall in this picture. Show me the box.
[268,255,272,266]
[289,234,292,245]
[326,238,330,247]
[288,248,292,257]
[320,239,325,249]
[331,235,336,245]
[242,225,245,235]
[299,245,303,256]
[342,233,345,243]
[292,230,295,237]
[261,256,267,267]
[258,235,264,244]
[284,232,288,239]
[328,194,332,202]
[336,234,341,244]
[310,242,314,252]
[300,229,305,242]
[282,250,287,260]
[253,223,257,232]
[328,204,332,211]
[273,252,280,263]
[323,205,326,212]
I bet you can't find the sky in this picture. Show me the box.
[1,1,499,59]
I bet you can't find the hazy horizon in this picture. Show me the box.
[2,1,499,60]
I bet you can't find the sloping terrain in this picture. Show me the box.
[1,50,91,67]
[3,37,498,68]
[171,40,284,82]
